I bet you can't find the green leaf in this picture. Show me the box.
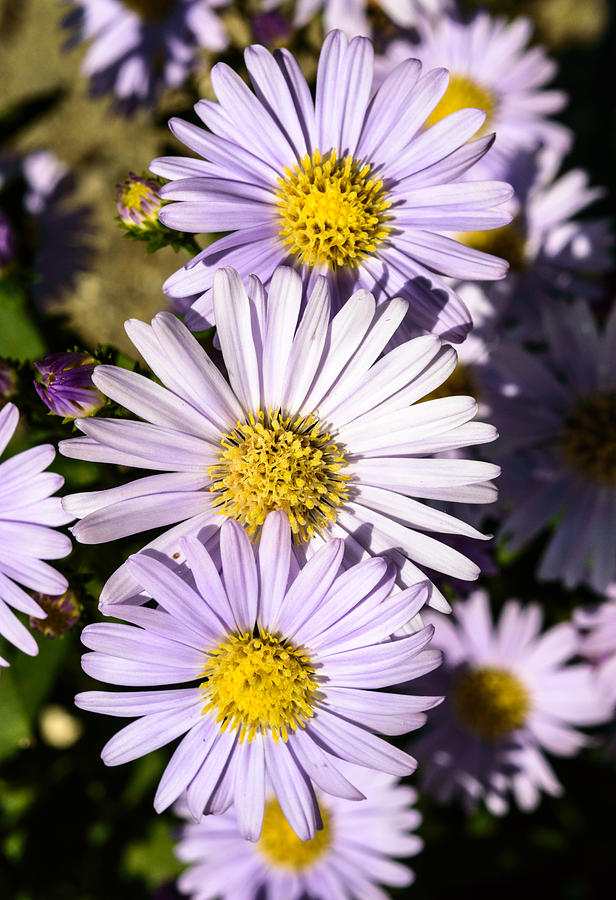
[0,275,45,360]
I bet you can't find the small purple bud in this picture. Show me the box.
[116,172,163,230]
[0,210,18,274]
[34,351,106,419]
[251,11,292,47]
[29,589,81,638]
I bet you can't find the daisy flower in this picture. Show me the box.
[293,0,452,38]
[150,30,513,342]
[412,590,611,815]
[0,403,73,665]
[75,512,441,838]
[60,266,500,611]
[489,299,616,592]
[62,0,228,112]
[385,12,571,181]
[575,592,616,708]
[174,765,422,899]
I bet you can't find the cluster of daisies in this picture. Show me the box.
[1,1,615,898]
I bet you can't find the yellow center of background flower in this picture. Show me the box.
[258,798,331,869]
[276,149,391,269]
[560,393,616,482]
[452,665,530,740]
[426,74,496,134]
[121,181,157,214]
[122,0,176,22]
[200,631,319,743]
[423,362,479,402]
[208,410,350,541]
[456,221,527,273]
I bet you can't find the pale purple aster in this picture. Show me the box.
[60,266,500,612]
[174,764,422,899]
[575,593,616,708]
[488,299,616,592]
[75,512,441,839]
[381,13,571,181]
[63,0,229,112]
[411,590,611,815]
[0,403,73,665]
[34,351,106,419]
[292,0,452,37]
[0,210,17,273]
[151,30,513,342]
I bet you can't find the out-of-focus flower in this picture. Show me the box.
[174,765,422,899]
[39,704,84,749]
[0,403,73,665]
[62,0,229,112]
[575,593,616,708]
[151,30,513,342]
[377,13,571,182]
[251,9,292,47]
[0,210,18,274]
[0,361,18,404]
[75,512,440,837]
[116,173,163,231]
[489,299,616,593]
[412,590,611,814]
[29,589,81,638]
[34,351,106,419]
[60,267,499,611]
[293,0,452,38]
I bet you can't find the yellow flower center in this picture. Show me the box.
[257,798,331,869]
[560,393,616,483]
[200,631,319,743]
[275,149,391,269]
[426,74,496,135]
[121,181,157,214]
[423,362,478,402]
[121,0,176,22]
[452,666,530,741]
[208,410,350,542]
[456,221,527,273]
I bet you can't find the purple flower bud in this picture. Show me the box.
[29,589,81,638]
[251,11,292,47]
[116,172,162,230]
[0,210,17,273]
[34,351,106,418]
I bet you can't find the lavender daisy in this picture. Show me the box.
[575,593,616,708]
[75,512,440,838]
[60,266,500,611]
[0,403,73,664]
[293,0,451,38]
[151,30,513,341]
[385,12,571,181]
[63,0,229,112]
[489,299,616,592]
[412,590,610,815]
[174,765,422,899]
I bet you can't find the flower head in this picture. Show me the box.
[34,351,106,419]
[60,266,499,611]
[0,403,73,665]
[76,512,440,839]
[151,30,512,342]
[116,173,163,230]
[412,590,611,814]
[575,593,616,708]
[175,765,422,899]
[29,589,81,638]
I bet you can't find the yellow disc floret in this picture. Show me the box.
[426,74,496,134]
[201,631,319,743]
[276,149,391,269]
[208,410,350,542]
[560,393,616,483]
[422,361,479,403]
[258,798,331,869]
[453,666,530,741]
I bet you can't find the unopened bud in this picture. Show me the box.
[34,351,105,419]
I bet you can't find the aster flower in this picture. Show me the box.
[0,209,17,274]
[29,589,81,638]
[293,0,451,38]
[62,0,229,112]
[34,352,106,419]
[60,266,500,611]
[412,590,610,815]
[75,512,441,838]
[575,593,616,708]
[116,172,163,231]
[378,13,571,181]
[151,30,513,342]
[488,299,616,592]
[0,403,73,665]
[174,765,422,899]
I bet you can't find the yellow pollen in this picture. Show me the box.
[560,393,616,483]
[453,666,530,741]
[426,74,496,134]
[208,409,350,542]
[200,631,319,743]
[456,221,527,273]
[121,181,157,213]
[275,149,392,269]
[257,798,331,869]
[422,361,479,403]
[121,0,176,22]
